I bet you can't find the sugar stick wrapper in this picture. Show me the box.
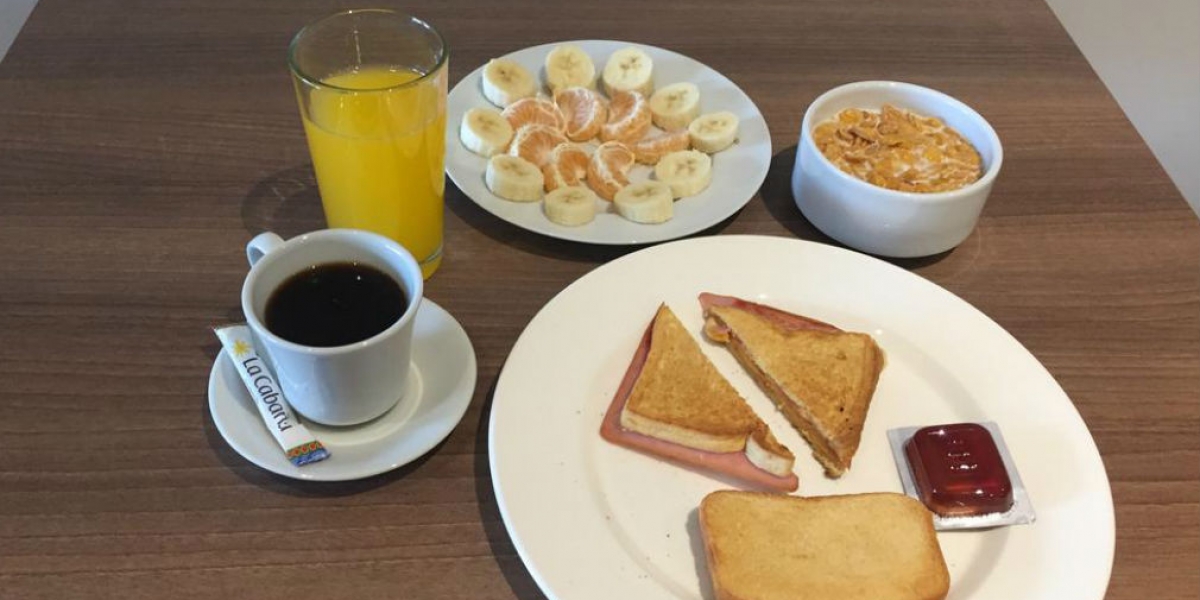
[213,324,330,466]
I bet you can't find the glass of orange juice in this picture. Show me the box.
[288,10,448,279]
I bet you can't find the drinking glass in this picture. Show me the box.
[289,10,448,279]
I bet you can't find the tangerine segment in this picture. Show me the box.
[508,124,569,168]
[542,143,591,192]
[502,97,567,133]
[587,141,635,201]
[554,87,607,142]
[600,90,652,144]
[631,129,691,165]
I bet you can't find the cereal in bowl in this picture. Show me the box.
[812,105,982,193]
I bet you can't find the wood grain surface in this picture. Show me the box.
[1,0,1196,598]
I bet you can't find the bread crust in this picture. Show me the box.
[624,305,761,439]
[602,304,798,488]
[699,491,950,600]
[703,302,884,477]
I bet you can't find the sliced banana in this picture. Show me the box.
[545,45,596,93]
[481,59,537,107]
[460,107,514,157]
[688,111,739,153]
[649,82,701,131]
[485,155,544,202]
[614,181,674,224]
[654,150,713,198]
[544,185,598,226]
[601,47,654,97]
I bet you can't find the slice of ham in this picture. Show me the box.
[598,316,799,493]
[699,292,841,335]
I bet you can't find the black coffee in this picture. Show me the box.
[265,262,407,347]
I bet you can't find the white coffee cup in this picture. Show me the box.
[241,229,423,426]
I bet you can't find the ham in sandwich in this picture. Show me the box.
[600,304,799,492]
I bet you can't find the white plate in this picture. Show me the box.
[445,40,772,245]
[210,299,476,481]
[489,235,1114,599]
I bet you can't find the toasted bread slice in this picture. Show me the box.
[699,491,950,600]
[701,294,884,477]
[605,304,796,487]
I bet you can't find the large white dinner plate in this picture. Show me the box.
[446,40,771,245]
[489,235,1113,600]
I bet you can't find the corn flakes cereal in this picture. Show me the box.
[812,105,982,193]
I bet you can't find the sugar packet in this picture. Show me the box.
[213,324,330,466]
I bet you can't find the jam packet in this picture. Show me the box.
[213,324,330,466]
[887,422,1034,531]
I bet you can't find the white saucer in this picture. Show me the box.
[208,298,477,481]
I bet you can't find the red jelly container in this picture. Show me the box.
[904,423,1014,517]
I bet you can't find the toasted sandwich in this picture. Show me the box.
[699,491,950,600]
[599,304,799,492]
[700,293,884,477]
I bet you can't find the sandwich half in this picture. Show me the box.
[699,491,950,600]
[599,304,798,492]
[700,293,884,477]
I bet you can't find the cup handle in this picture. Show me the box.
[246,232,285,267]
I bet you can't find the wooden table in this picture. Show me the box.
[1,0,1196,598]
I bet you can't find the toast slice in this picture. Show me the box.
[699,491,950,600]
[700,293,884,477]
[600,304,798,491]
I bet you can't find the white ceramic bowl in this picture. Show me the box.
[791,81,1002,257]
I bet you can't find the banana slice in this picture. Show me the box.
[460,107,514,157]
[482,59,537,107]
[688,111,739,153]
[544,185,598,226]
[654,150,713,198]
[485,155,544,202]
[601,47,654,97]
[649,82,701,131]
[614,181,674,224]
[545,45,596,93]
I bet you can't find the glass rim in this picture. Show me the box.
[287,8,448,93]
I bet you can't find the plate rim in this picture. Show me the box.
[488,234,1115,599]
[445,39,773,246]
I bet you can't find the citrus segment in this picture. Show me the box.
[507,124,569,168]
[600,90,652,144]
[555,87,607,142]
[587,141,636,201]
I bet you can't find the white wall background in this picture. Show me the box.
[0,0,1197,215]
[1045,0,1200,215]
[0,0,36,63]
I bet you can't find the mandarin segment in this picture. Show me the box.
[507,124,569,168]
[601,90,652,144]
[554,87,607,142]
[631,129,691,165]
[542,143,591,192]
[587,141,635,201]
[502,97,567,133]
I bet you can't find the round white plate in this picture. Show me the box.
[489,235,1114,600]
[210,299,476,481]
[445,40,772,245]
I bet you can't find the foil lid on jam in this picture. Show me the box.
[887,422,1035,530]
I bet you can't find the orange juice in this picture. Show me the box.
[300,66,447,278]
